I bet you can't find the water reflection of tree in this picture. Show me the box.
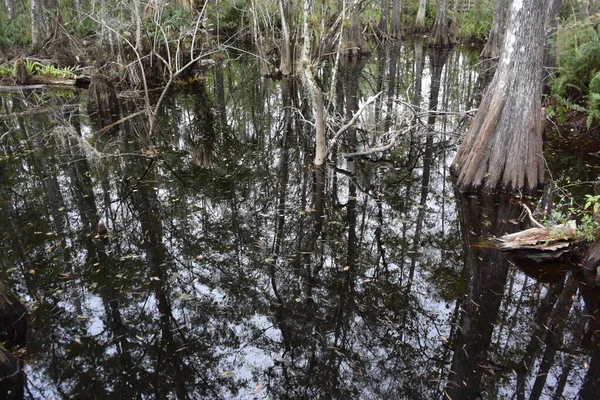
[0,48,527,398]
[446,189,600,399]
[446,194,520,398]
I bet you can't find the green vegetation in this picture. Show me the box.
[0,59,76,81]
[0,8,29,48]
[541,184,600,242]
[548,22,600,129]
[453,4,493,43]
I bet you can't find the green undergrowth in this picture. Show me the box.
[453,5,493,43]
[0,59,77,82]
[547,21,600,129]
[540,181,600,242]
[0,11,30,49]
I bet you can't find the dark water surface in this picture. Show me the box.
[1,43,599,399]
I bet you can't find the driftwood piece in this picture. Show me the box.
[495,220,577,260]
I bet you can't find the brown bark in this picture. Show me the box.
[452,0,548,194]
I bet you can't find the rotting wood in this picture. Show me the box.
[496,220,577,260]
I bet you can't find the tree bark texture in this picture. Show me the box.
[452,0,548,194]
[430,0,450,47]
[30,0,45,49]
[379,0,389,35]
[342,0,369,55]
[415,0,427,30]
[390,0,402,37]
[481,0,507,59]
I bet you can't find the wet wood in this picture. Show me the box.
[496,220,577,259]
[0,76,91,92]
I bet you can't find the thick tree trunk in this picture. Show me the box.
[451,0,548,194]
[342,0,369,55]
[415,0,427,30]
[390,0,402,37]
[481,0,506,59]
[430,0,451,47]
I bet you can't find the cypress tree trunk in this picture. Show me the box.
[481,0,507,59]
[430,0,451,47]
[415,0,427,30]
[452,0,549,194]
[342,0,369,55]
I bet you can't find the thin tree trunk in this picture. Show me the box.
[452,0,548,194]
[390,0,402,37]
[278,0,293,75]
[301,0,326,168]
[543,0,562,83]
[379,0,389,35]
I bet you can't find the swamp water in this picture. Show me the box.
[0,43,599,399]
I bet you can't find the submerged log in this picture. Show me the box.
[496,220,577,260]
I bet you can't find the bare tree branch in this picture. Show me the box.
[328,91,382,153]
